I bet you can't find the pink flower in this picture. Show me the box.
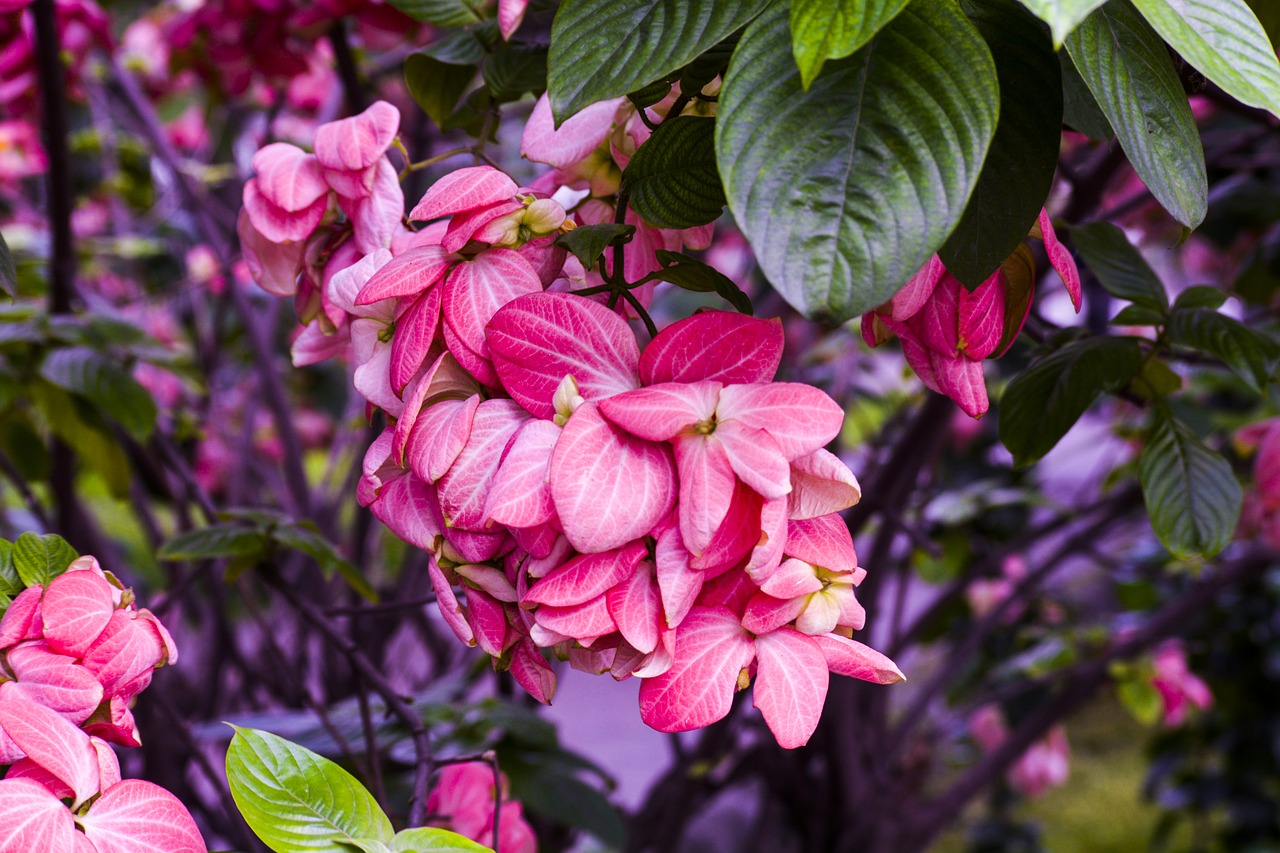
[0,119,47,180]
[426,763,536,853]
[1150,642,1212,727]
[969,705,1070,798]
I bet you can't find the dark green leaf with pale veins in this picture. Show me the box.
[1140,411,1241,558]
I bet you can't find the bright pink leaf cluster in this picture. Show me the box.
[861,211,1083,418]
[0,556,206,852]
[426,763,536,853]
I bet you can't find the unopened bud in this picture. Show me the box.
[523,197,567,236]
[553,374,585,426]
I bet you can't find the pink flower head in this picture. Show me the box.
[410,165,567,254]
[314,100,400,199]
[1151,642,1212,727]
[862,210,1083,418]
[426,763,536,853]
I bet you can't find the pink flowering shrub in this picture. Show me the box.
[0,536,205,852]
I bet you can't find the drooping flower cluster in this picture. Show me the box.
[0,551,206,852]
[241,103,902,749]
[426,763,536,853]
[861,211,1084,418]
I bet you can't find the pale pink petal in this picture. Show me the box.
[438,399,528,530]
[533,596,616,643]
[654,523,703,629]
[0,586,44,647]
[606,561,661,654]
[741,592,807,635]
[691,479,764,573]
[242,179,327,244]
[485,419,561,528]
[488,291,641,420]
[550,402,677,552]
[344,158,404,253]
[251,143,328,211]
[498,0,530,38]
[716,383,845,460]
[327,248,395,319]
[597,381,720,441]
[410,166,518,221]
[356,244,452,304]
[788,449,861,519]
[524,541,647,608]
[0,699,99,808]
[290,322,350,367]
[715,420,791,499]
[442,199,524,254]
[745,496,788,581]
[786,514,857,572]
[637,606,754,733]
[759,557,824,599]
[673,433,735,557]
[0,778,78,853]
[237,208,302,296]
[752,628,828,749]
[814,633,905,684]
[80,779,208,853]
[520,94,622,167]
[641,313,784,385]
[404,395,480,483]
[428,559,475,646]
[315,100,399,180]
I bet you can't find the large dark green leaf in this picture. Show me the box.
[1071,221,1169,312]
[718,0,998,322]
[789,0,910,88]
[0,230,15,300]
[940,0,1063,288]
[482,45,548,103]
[638,250,753,314]
[547,0,771,123]
[1017,0,1108,45]
[0,540,20,597]
[388,0,482,26]
[999,335,1145,466]
[12,532,78,588]
[1140,411,1241,558]
[1059,51,1115,139]
[1131,0,1280,117]
[226,727,394,853]
[1168,307,1280,393]
[1065,0,1206,228]
[623,117,724,229]
[405,54,477,130]
[40,346,157,441]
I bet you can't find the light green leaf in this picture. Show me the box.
[226,727,394,853]
[388,0,482,26]
[1071,221,1170,312]
[1140,411,1241,558]
[1118,678,1163,725]
[28,381,131,498]
[1168,306,1280,393]
[1130,0,1280,117]
[718,0,998,321]
[999,336,1145,466]
[158,525,268,561]
[1018,0,1108,45]
[13,532,79,588]
[547,0,771,123]
[940,0,1063,288]
[0,230,15,300]
[1066,0,1206,229]
[623,117,724,229]
[789,0,910,88]
[391,828,493,852]
[40,346,157,441]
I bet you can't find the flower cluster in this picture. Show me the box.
[861,211,1083,418]
[1150,641,1212,728]
[0,552,205,852]
[426,763,536,853]
[969,705,1071,799]
[240,103,903,748]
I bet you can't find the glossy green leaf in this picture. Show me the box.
[789,0,910,88]
[940,0,1063,288]
[391,828,493,852]
[406,54,476,130]
[1110,304,1167,325]
[718,0,998,321]
[1130,0,1280,117]
[1172,284,1227,310]
[0,230,15,300]
[1018,0,1108,45]
[638,250,753,315]
[999,336,1145,466]
[158,525,269,561]
[0,540,20,597]
[226,727,394,853]
[1169,307,1280,392]
[1140,411,1241,558]
[623,117,724,229]
[1071,221,1170,312]
[482,45,548,103]
[1059,51,1115,139]
[1066,0,1206,229]
[13,532,78,588]
[388,0,482,26]
[547,0,771,123]
[274,524,376,603]
[40,346,157,441]
[555,224,636,269]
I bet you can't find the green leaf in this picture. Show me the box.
[406,54,477,130]
[546,0,771,123]
[509,765,625,846]
[388,0,482,26]
[273,524,376,603]
[1017,0,1108,45]
[13,532,79,588]
[0,540,20,597]
[1111,304,1167,325]
[1168,307,1280,392]
[40,347,157,441]
[1130,0,1280,118]
[226,727,394,853]
[0,230,15,300]
[639,250,753,315]
[158,525,269,561]
[1172,284,1227,310]
[391,828,493,852]
[1059,51,1115,139]
[999,336,1145,466]
[1071,221,1170,312]
[28,381,131,498]
[1065,0,1207,229]
[939,0,1063,288]
[718,0,998,322]
[1117,677,1163,725]
[482,45,548,103]
[627,79,674,111]
[623,117,724,229]
[420,27,490,65]
[789,0,910,88]
[555,224,636,269]
[1139,411,1241,558]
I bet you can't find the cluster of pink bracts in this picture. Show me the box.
[427,763,536,853]
[240,99,903,750]
[0,556,206,852]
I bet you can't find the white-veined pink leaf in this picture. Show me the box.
[369,473,445,552]
[41,569,116,658]
[0,698,99,808]
[788,449,861,519]
[752,628,828,749]
[251,143,328,212]
[0,585,44,647]
[606,561,661,654]
[437,400,527,530]
[715,383,845,460]
[691,478,763,573]
[442,249,542,377]
[0,778,78,853]
[715,421,791,499]
[597,381,719,442]
[524,542,646,608]
[1039,210,1081,312]
[427,559,475,646]
[242,179,327,244]
[742,592,808,637]
[957,271,1004,361]
[653,523,702,630]
[81,611,164,700]
[672,434,735,557]
[80,779,208,853]
[641,313,784,385]
[463,588,508,657]
[410,166,517,221]
[357,245,452,304]
[813,634,905,684]
[6,644,103,723]
[404,395,480,484]
[637,606,753,733]
[508,638,556,704]
[532,596,615,643]
[758,558,823,600]
[485,419,560,529]
[521,94,621,169]
[785,515,857,572]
